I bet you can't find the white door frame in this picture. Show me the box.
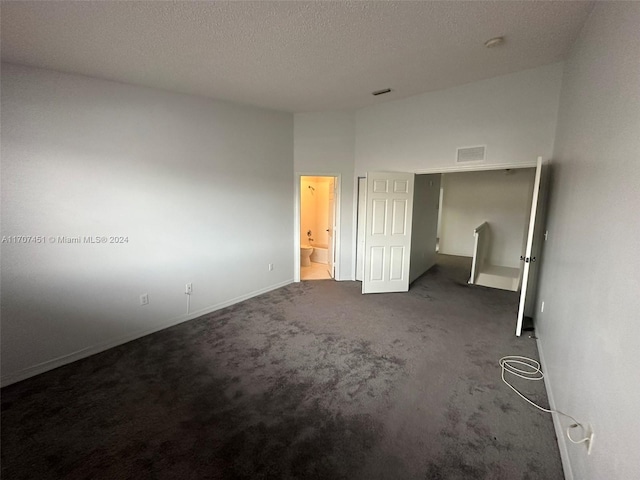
[327,178,337,279]
[294,173,341,282]
[355,177,367,281]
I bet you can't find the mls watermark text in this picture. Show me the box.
[2,235,130,245]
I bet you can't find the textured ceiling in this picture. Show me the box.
[1,1,593,113]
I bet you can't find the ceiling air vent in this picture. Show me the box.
[456,145,486,163]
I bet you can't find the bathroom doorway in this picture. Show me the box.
[299,176,339,281]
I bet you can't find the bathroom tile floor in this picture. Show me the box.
[301,261,332,280]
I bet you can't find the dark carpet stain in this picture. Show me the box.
[425,453,488,480]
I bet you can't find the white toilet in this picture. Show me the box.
[300,245,314,266]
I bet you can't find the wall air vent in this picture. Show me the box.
[456,145,486,163]
[372,88,392,96]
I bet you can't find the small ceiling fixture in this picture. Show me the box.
[484,36,505,48]
[372,88,392,96]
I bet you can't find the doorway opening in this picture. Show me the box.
[356,168,536,286]
[299,176,338,281]
[354,159,544,336]
[438,168,537,292]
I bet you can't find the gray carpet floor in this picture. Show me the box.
[1,255,564,479]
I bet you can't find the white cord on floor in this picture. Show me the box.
[499,356,590,446]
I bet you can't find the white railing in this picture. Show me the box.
[469,222,489,284]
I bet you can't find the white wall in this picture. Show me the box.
[409,174,441,283]
[296,66,563,281]
[1,63,294,385]
[354,63,564,175]
[439,169,535,268]
[294,112,355,280]
[535,3,640,480]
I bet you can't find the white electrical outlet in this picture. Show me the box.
[541,301,545,313]
[587,425,595,455]
[268,263,274,271]
[185,283,193,295]
[139,293,149,306]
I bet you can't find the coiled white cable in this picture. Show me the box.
[499,356,591,446]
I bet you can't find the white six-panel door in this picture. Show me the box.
[363,172,415,294]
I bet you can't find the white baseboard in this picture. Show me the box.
[536,337,573,480]
[1,279,294,388]
[437,250,473,258]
